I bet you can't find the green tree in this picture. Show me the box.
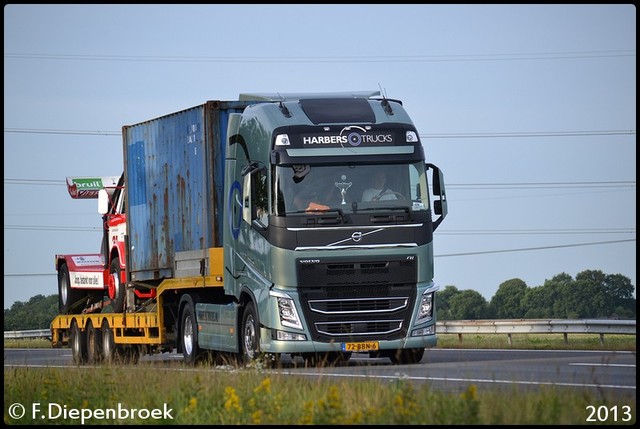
[4,294,58,330]
[490,278,528,319]
[449,289,489,320]
[436,285,460,321]
[603,273,636,318]
[521,284,556,318]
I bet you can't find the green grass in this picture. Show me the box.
[4,334,636,424]
[4,365,636,425]
[436,333,636,351]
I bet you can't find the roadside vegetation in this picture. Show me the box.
[4,364,635,425]
[4,270,636,332]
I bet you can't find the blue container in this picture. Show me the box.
[123,100,253,281]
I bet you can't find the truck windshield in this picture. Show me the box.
[275,162,429,215]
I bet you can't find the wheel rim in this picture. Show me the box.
[71,322,81,361]
[72,327,80,353]
[183,315,194,356]
[103,330,112,358]
[108,272,118,300]
[243,314,256,360]
[87,326,95,360]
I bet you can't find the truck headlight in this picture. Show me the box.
[271,290,303,330]
[415,290,434,325]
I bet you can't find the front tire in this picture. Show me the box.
[240,301,260,364]
[181,301,201,365]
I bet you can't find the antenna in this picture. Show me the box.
[378,83,387,99]
[276,92,291,118]
[378,83,394,115]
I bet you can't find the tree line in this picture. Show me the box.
[3,269,636,331]
[438,270,636,320]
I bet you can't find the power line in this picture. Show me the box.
[439,228,636,236]
[4,179,66,186]
[447,181,636,190]
[4,225,101,232]
[423,130,635,138]
[4,238,636,278]
[4,49,635,63]
[4,224,635,235]
[4,128,636,138]
[3,128,120,136]
[435,239,636,258]
[5,178,634,189]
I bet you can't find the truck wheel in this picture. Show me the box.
[58,263,83,314]
[109,257,125,313]
[388,348,425,365]
[101,318,118,364]
[181,302,201,365]
[70,319,87,365]
[86,320,102,364]
[240,301,260,364]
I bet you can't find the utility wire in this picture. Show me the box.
[435,239,635,258]
[5,238,636,278]
[4,127,636,138]
[5,178,634,189]
[3,225,636,234]
[4,49,635,63]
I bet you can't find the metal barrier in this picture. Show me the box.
[437,319,636,345]
[4,329,51,340]
[4,319,636,344]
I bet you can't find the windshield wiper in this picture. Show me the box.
[359,205,411,214]
[287,208,347,224]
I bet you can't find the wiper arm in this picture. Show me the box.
[287,208,347,224]
[359,205,411,214]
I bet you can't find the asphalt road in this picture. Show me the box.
[4,347,636,400]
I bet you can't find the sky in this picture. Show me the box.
[3,4,636,309]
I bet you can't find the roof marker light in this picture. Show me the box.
[275,134,291,146]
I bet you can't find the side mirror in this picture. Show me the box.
[425,163,447,230]
[98,189,110,215]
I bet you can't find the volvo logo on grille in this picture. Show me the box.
[351,231,363,242]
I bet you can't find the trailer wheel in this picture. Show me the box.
[101,318,118,364]
[109,257,125,313]
[388,348,424,365]
[58,263,83,314]
[240,301,260,364]
[181,302,201,365]
[86,320,102,364]
[70,319,87,365]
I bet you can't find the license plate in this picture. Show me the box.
[342,341,379,352]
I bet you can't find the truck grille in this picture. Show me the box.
[297,257,416,342]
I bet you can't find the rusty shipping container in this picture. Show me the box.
[122,100,254,282]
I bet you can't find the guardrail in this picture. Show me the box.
[438,319,636,346]
[4,319,636,344]
[4,329,51,340]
